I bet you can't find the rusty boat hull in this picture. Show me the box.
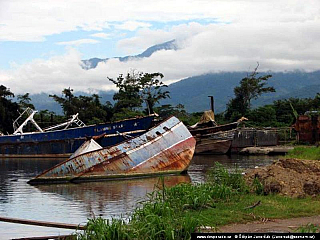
[28,116,196,184]
[194,130,235,154]
[189,121,239,136]
[195,139,232,154]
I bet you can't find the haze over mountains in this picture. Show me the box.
[81,40,178,69]
[29,40,320,114]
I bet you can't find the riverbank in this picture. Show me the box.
[285,146,320,160]
[76,153,320,239]
[76,193,320,238]
[0,154,277,239]
[217,215,320,233]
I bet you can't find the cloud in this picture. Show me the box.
[2,14,320,96]
[56,39,100,46]
[1,0,320,95]
[114,21,152,31]
[2,0,318,42]
[116,22,207,54]
[90,32,111,39]
[0,49,115,94]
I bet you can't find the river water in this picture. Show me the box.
[0,154,278,239]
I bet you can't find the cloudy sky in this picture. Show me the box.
[0,0,319,94]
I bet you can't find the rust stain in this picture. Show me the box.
[293,115,320,144]
[28,116,196,184]
[146,135,154,141]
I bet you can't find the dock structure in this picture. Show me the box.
[231,128,278,152]
[239,146,294,155]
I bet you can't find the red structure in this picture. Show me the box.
[293,114,320,144]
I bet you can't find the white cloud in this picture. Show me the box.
[114,21,152,31]
[2,14,320,95]
[116,22,207,54]
[56,39,100,46]
[0,49,116,94]
[90,32,111,39]
[1,0,318,42]
[1,0,320,95]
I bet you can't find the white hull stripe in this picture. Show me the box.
[125,121,187,156]
[130,135,194,170]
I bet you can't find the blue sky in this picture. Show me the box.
[0,0,320,94]
[0,18,218,69]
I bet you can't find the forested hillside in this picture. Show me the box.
[28,70,320,114]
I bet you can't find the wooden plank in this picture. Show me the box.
[0,216,86,230]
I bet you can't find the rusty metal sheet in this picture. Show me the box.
[293,115,320,144]
[28,116,196,184]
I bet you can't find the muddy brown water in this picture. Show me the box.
[0,155,277,239]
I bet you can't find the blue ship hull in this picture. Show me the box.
[0,116,154,158]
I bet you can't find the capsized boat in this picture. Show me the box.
[28,116,196,184]
[0,108,154,158]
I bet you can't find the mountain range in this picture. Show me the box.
[81,40,177,69]
[28,40,320,114]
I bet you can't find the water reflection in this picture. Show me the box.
[34,175,191,219]
[0,158,63,204]
[188,154,278,183]
[0,154,279,239]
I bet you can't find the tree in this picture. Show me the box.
[0,85,20,133]
[108,72,143,112]
[108,71,170,119]
[225,63,275,121]
[49,87,77,117]
[139,72,170,114]
[247,105,277,127]
[50,88,109,124]
[17,93,35,110]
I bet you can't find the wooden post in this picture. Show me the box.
[0,216,86,230]
[208,96,214,112]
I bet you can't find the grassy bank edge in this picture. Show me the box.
[285,146,320,160]
[75,161,320,239]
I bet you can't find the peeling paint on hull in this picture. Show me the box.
[28,117,196,184]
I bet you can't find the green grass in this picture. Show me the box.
[76,163,320,239]
[197,194,320,227]
[295,223,320,233]
[286,146,320,160]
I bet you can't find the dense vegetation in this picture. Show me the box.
[1,68,320,134]
[75,163,320,239]
[224,63,275,121]
[163,70,320,113]
[0,71,170,133]
[0,85,22,134]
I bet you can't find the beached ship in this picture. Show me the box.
[189,110,245,136]
[189,109,246,154]
[0,108,154,158]
[194,130,235,154]
[28,116,196,184]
